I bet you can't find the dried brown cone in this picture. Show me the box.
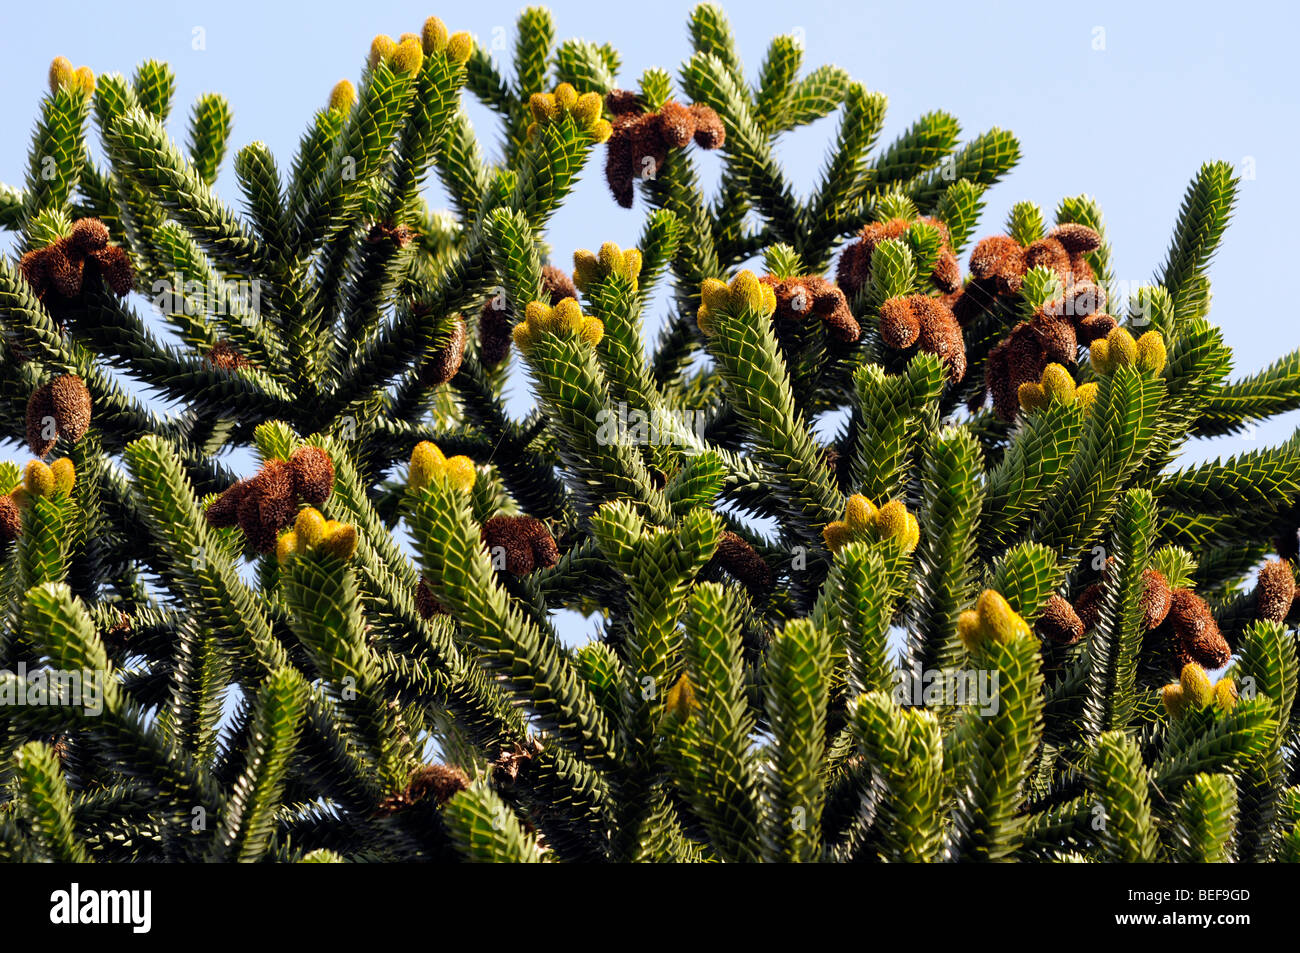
[18,247,51,299]
[86,244,134,296]
[657,100,695,148]
[406,763,469,806]
[1139,569,1173,630]
[1073,566,1171,633]
[68,217,110,253]
[0,495,21,545]
[493,739,542,784]
[288,446,334,507]
[878,295,966,382]
[765,274,860,344]
[837,216,960,299]
[46,243,84,298]
[419,316,466,386]
[366,221,415,248]
[604,88,642,116]
[415,578,448,619]
[102,610,132,652]
[713,530,773,594]
[687,102,725,149]
[1255,559,1296,623]
[206,340,251,372]
[968,234,1026,295]
[375,763,469,815]
[1036,594,1085,645]
[603,117,637,208]
[984,315,1077,420]
[1074,581,1102,632]
[48,375,92,444]
[1168,587,1231,669]
[541,264,578,304]
[205,479,250,529]
[25,383,57,457]
[235,461,297,552]
[482,514,560,576]
[603,94,723,208]
[479,299,513,367]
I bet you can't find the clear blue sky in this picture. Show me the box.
[1,1,1296,644]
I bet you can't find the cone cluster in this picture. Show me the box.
[1162,663,1238,719]
[762,274,859,345]
[48,56,95,97]
[822,494,920,554]
[1090,326,1168,376]
[206,447,335,552]
[482,514,560,576]
[19,218,133,301]
[511,298,604,353]
[837,216,961,299]
[603,90,725,208]
[25,375,92,458]
[408,441,476,493]
[527,83,612,144]
[696,270,777,335]
[1016,362,1098,414]
[275,507,358,563]
[573,242,643,293]
[878,294,966,382]
[957,589,1033,651]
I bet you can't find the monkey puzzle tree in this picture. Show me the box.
[0,4,1297,863]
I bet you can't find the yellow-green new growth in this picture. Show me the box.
[328,79,356,113]
[421,16,449,53]
[1161,663,1237,720]
[445,31,474,65]
[1017,362,1100,414]
[822,494,919,554]
[664,673,697,722]
[48,57,94,97]
[408,441,476,493]
[1091,326,1167,375]
[512,297,604,353]
[957,589,1033,651]
[391,37,425,74]
[572,241,643,292]
[21,458,75,500]
[696,270,778,335]
[48,57,75,93]
[525,83,611,143]
[369,35,398,69]
[276,507,358,564]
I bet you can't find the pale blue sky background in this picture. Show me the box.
[1,1,1296,645]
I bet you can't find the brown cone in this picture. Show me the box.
[1168,588,1231,669]
[713,530,773,593]
[415,578,447,619]
[48,375,91,443]
[479,300,513,367]
[482,514,559,576]
[879,295,966,382]
[25,383,57,457]
[1036,594,1085,645]
[0,495,21,544]
[541,264,578,304]
[236,461,297,552]
[68,217,110,253]
[420,316,466,386]
[289,446,334,507]
[1139,569,1173,630]
[1256,560,1296,623]
[205,479,250,529]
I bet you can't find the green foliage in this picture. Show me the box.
[0,4,1293,864]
